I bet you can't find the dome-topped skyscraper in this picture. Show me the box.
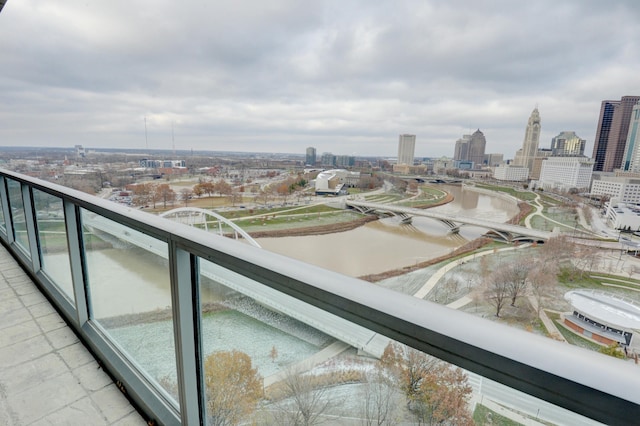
[468,129,486,167]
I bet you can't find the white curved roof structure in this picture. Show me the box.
[159,207,260,248]
[565,290,640,330]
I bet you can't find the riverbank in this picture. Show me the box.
[358,238,493,282]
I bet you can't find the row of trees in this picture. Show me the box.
[193,180,233,198]
[131,179,246,209]
[202,341,473,425]
[130,182,177,208]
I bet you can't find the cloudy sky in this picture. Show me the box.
[1,1,639,159]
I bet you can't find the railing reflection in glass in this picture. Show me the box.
[6,179,30,254]
[33,189,74,301]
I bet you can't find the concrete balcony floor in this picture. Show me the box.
[0,244,146,425]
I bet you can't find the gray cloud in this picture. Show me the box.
[1,0,639,158]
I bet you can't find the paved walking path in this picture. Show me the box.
[0,245,146,426]
[413,245,530,300]
[527,296,566,342]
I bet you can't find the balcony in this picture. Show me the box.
[0,168,638,425]
[0,243,145,424]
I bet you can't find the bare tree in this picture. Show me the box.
[359,368,401,426]
[230,190,242,206]
[504,257,531,307]
[540,235,575,270]
[148,183,160,208]
[270,367,333,426]
[573,244,601,278]
[484,268,511,317]
[528,262,558,315]
[180,188,193,207]
[255,189,272,206]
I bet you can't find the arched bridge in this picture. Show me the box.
[346,200,552,243]
[159,207,261,248]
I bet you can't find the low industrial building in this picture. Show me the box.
[564,290,640,351]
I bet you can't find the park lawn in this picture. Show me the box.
[421,185,448,196]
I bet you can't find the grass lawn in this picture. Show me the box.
[475,184,538,201]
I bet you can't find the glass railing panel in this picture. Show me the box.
[33,189,74,302]
[6,179,30,254]
[80,208,179,407]
[196,258,392,425]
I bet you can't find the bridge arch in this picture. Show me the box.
[159,207,261,248]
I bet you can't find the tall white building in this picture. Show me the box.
[537,157,594,191]
[514,108,541,176]
[621,101,640,172]
[397,134,416,165]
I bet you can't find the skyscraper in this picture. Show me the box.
[592,96,640,172]
[468,129,486,167]
[514,107,541,175]
[397,134,416,165]
[550,131,586,157]
[453,130,486,167]
[621,100,640,172]
[453,135,471,161]
[305,147,316,166]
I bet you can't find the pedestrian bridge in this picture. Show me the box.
[346,200,552,243]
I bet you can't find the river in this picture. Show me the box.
[256,185,519,276]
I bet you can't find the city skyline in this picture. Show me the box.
[1,1,639,158]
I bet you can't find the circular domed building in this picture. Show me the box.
[564,290,640,350]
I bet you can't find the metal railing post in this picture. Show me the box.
[169,241,203,425]
[21,183,41,272]
[64,201,90,325]
[0,176,11,241]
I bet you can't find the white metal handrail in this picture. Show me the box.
[0,168,638,425]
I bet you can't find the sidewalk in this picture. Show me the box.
[0,245,146,425]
